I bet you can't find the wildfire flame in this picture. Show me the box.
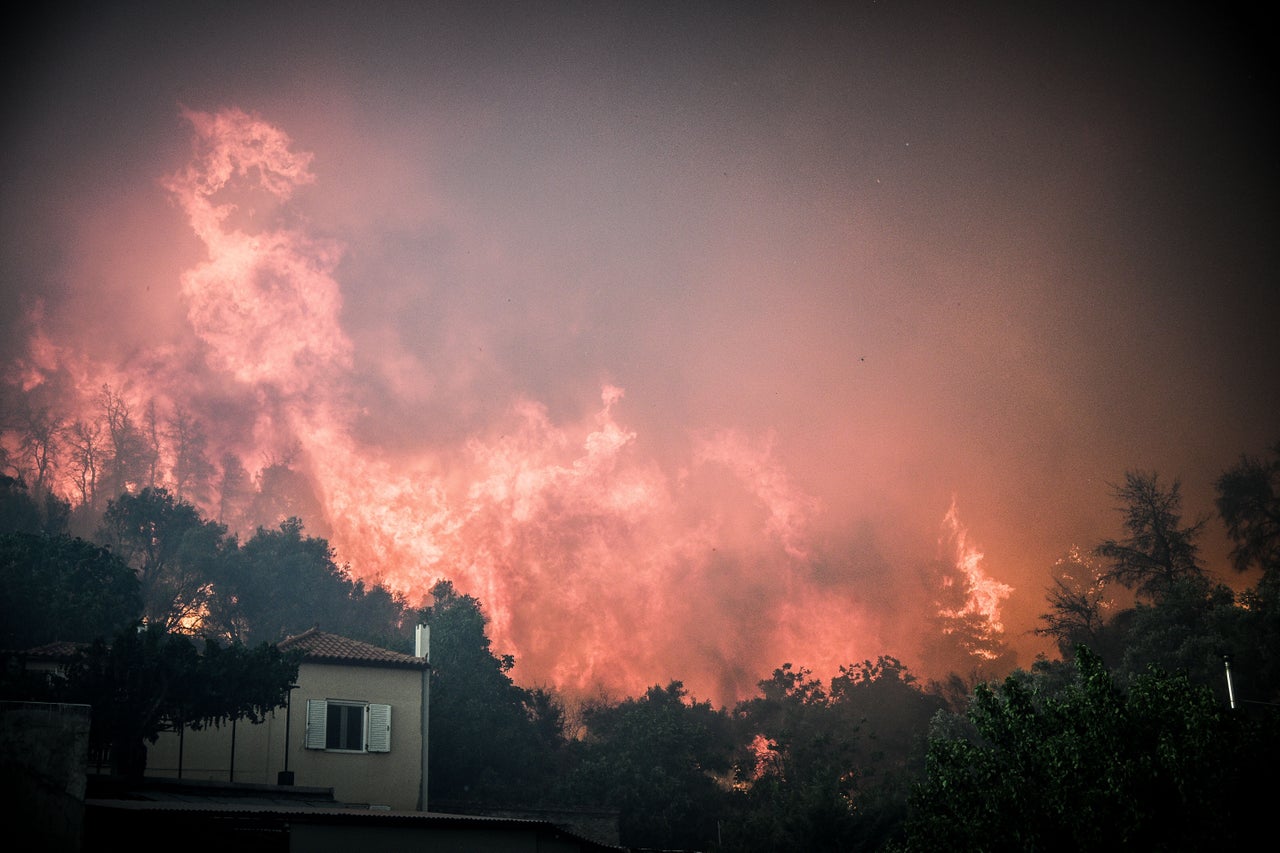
[3,107,1018,704]
[937,496,1013,659]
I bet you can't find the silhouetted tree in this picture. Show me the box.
[57,623,299,780]
[723,658,941,852]
[97,487,228,632]
[1112,575,1250,702]
[725,663,856,852]
[1216,441,1280,583]
[216,452,254,534]
[423,579,568,806]
[1,475,43,535]
[566,681,733,850]
[1059,463,1280,702]
[0,531,140,647]
[904,646,1278,851]
[827,657,946,848]
[3,394,63,497]
[142,398,162,489]
[167,405,216,509]
[207,517,349,645]
[98,385,152,501]
[1035,546,1116,660]
[339,579,415,651]
[249,448,327,537]
[65,418,104,512]
[1095,471,1206,601]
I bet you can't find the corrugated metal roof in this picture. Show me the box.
[278,627,428,670]
[84,798,627,851]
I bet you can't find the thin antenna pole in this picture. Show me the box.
[1223,654,1236,710]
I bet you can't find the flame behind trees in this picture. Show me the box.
[1035,546,1114,658]
[925,499,1015,678]
[922,456,1280,848]
[97,487,228,634]
[167,405,217,507]
[1031,450,1280,703]
[0,107,1023,703]
[7,442,1280,848]
[98,384,157,504]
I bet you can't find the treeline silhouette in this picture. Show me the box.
[3,425,1279,849]
[0,382,328,544]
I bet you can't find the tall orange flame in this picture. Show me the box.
[2,108,1020,704]
[937,496,1013,660]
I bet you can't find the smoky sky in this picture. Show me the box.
[3,1,1277,704]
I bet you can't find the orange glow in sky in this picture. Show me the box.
[3,4,1276,705]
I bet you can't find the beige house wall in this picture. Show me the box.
[148,660,427,811]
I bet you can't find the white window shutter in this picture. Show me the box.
[367,703,391,752]
[305,699,328,750]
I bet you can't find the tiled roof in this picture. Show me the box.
[278,628,428,670]
[12,640,87,660]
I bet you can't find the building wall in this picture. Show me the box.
[148,660,427,810]
[1,701,91,853]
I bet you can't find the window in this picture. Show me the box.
[327,701,365,750]
[305,699,391,752]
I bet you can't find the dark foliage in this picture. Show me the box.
[563,681,734,850]
[1094,471,1206,601]
[422,579,567,807]
[904,646,1280,852]
[1215,441,1280,578]
[98,487,228,633]
[7,390,1280,853]
[720,658,944,853]
[0,530,141,648]
[1,473,70,536]
[56,623,300,779]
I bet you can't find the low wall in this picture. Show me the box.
[0,701,91,853]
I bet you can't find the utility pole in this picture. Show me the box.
[416,623,430,812]
[278,684,299,785]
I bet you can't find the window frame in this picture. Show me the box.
[325,699,367,752]
[305,698,392,753]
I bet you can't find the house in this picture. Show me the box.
[146,626,430,811]
[10,633,628,851]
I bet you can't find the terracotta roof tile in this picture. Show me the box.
[278,628,427,670]
[12,641,88,660]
